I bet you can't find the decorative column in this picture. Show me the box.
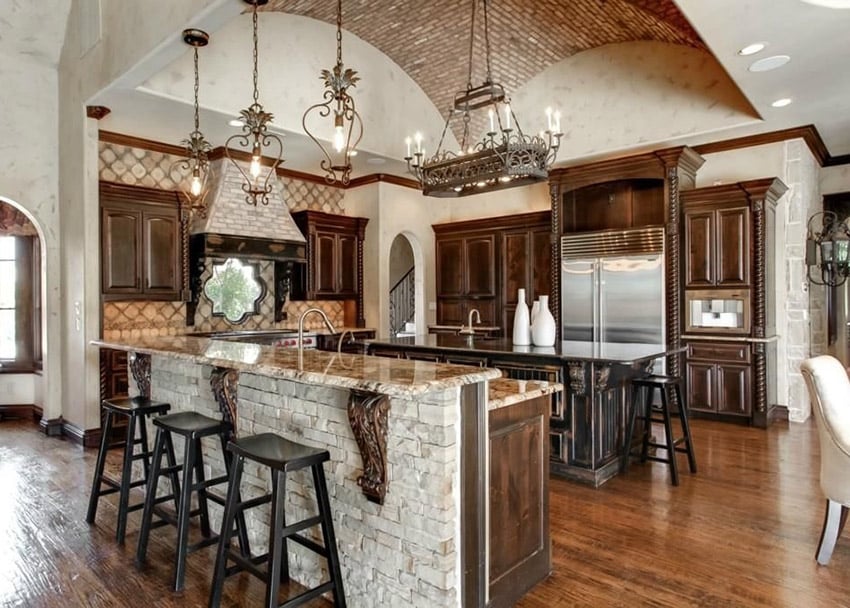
[549,182,561,340]
[128,352,151,398]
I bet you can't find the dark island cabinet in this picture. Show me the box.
[433,211,550,335]
[100,182,184,301]
[291,210,368,326]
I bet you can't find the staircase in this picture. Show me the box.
[390,267,415,336]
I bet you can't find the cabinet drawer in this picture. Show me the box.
[687,342,750,363]
[109,349,128,370]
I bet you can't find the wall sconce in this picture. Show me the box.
[807,211,850,286]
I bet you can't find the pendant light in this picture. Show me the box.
[301,0,363,185]
[172,28,212,217]
[225,0,283,206]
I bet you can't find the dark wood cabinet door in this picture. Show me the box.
[337,234,357,294]
[716,362,751,415]
[143,212,180,295]
[502,231,531,306]
[101,207,142,293]
[684,209,714,287]
[465,235,496,296]
[436,238,464,297]
[715,206,750,286]
[314,232,338,294]
[531,228,552,300]
[469,298,498,327]
[686,361,715,412]
[437,299,465,325]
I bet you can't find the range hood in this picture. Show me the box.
[187,158,307,326]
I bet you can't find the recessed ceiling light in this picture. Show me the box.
[228,118,244,127]
[738,42,767,56]
[800,0,850,8]
[748,55,791,72]
[771,98,793,108]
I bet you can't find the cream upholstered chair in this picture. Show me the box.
[801,355,850,565]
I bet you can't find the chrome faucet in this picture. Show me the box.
[297,307,337,369]
[458,308,481,335]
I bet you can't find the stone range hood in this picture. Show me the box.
[187,158,307,326]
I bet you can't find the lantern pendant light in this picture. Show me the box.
[225,0,283,206]
[302,0,363,185]
[173,28,212,217]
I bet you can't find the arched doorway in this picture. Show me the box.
[0,199,45,421]
[388,232,424,337]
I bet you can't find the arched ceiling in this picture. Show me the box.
[261,0,705,118]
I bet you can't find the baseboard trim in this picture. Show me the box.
[0,404,37,420]
[61,421,102,449]
[39,416,63,437]
[768,405,790,424]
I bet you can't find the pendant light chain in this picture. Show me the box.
[252,3,260,106]
[483,0,493,84]
[465,0,476,90]
[336,0,343,68]
[193,45,201,133]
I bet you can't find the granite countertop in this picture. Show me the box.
[488,378,564,411]
[92,336,499,397]
[368,334,680,364]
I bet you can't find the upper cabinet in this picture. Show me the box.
[100,182,185,301]
[290,210,369,326]
[683,203,750,288]
[561,178,665,233]
[433,211,551,332]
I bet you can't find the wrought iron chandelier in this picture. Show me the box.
[806,211,850,286]
[404,0,562,197]
[172,28,212,217]
[302,0,363,186]
[225,0,283,206]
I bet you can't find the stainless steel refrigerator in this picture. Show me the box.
[560,227,665,345]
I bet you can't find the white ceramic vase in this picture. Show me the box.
[531,299,540,325]
[512,288,531,345]
[531,295,556,347]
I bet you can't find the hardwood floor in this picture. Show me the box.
[1,416,848,607]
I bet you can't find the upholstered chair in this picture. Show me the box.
[801,355,850,565]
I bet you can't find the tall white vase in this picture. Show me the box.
[531,295,556,347]
[512,288,531,345]
[531,299,540,326]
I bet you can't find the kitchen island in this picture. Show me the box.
[367,335,680,486]
[91,336,561,608]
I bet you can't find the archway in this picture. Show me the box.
[0,198,46,422]
[388,232,424,337]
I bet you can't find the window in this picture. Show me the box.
[0,235,39,369]
[0,236,15,359]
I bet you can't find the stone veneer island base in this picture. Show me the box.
[92,336,562,608]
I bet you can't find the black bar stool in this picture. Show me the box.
[86,396,173,544]
[623,375,697,486]
[135,411,250,592]
[209,432,346,608]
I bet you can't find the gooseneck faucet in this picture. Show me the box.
[458,308,481,335]
[297,307,337,370]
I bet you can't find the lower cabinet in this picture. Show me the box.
[99,348,129,440]
[685,340,752,418]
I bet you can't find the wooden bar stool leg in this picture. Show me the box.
[138,414,152,481]
[193,438,212,538]
[136,427,166,567]
[220,435,251,558]
[173,435,197,592]
[640,387,653,463]
[164,433,181,514]
[116,412,138,544]
[660,386,679,486]
[313,465,346,608]
[86,410,114,524]
[675,382,697,473]
[209,454,244,608]
[266,470,286,608]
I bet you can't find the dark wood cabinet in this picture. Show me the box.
[433,211,550,335]
[684,204,749,288]
[685,341,752,417]
[561,178,665,233]
[100,182,184,301]
[681,178,788,427]
[99,348,129,441]
[291,210,369,327]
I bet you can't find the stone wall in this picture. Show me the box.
[146,355,461,608]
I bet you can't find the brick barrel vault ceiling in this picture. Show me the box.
[262,0,705,122]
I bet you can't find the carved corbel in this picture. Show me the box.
[567,361,587,396]
[128,352,151,399]
[210,367,239,441]
[347,389,390,504]
[595,365,612,392]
